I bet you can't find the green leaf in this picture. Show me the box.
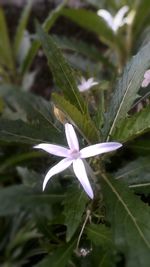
[64,52,100,73]
[0,118,61,144]
[86,223,113,248]
[35,239,76,267]
[115,157,150,193]
[0,151,44,174]
[84,0,102,8]
[0,185,64,216]
[36,22,86,114]
[52,34,114,69]
[21,0,67,74]
[86,223,115,267]
[0,85,58,129]
[101,174,150,267]
[0,8,14,70]
[103,41,150,141]
[63,186,88,242]
[94,90,105,130]
[112,105,150,142]
[0,86,62,144]
[13,0,32,57]
[52,93,99,143]
[130,139,150,156]
[0,96,4,112]
[16,166,43,187]
[61,8,116,45]
[133,0,150,43]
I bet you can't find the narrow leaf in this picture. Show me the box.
[86,223,113,248]
[21,0,66,74]
[112,105,150,142]
[130,139,150,156]
[36,239,76,267]
[36,22,86,114]
[63,186,88,242]
[115,157,150,193]
[52,93,99,143]
[0,152,44,173]
[13,0,32,56]
[86,224,116,267]
[0,185,64,216]
[133,0,150,42]
[101,174,150,267]
[0,85,59,130]
[61,8,115,45]
[0,119,61,144]
[103,41,150,140]
[0,8,14,70]
[52,34,114,69]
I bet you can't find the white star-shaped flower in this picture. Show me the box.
[141,70,150,87]
[97,6,129,33]
[34,123,122,199]
[78,77,98,92]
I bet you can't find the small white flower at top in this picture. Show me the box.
[97,6,129,33]
[34,123,122,199]
[78,77,98,92]
[141,69,150,87]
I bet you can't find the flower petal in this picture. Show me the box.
[34,143,69,157]
[78,84,87,92]
[141,79,150,88]
[65,123,79,151]
[114,6,129,31]
[144,69,150,79]
[80,142,122,158]
[73,159,94,199]
[87,78,98,87]
[88,77,94,84]
[97,9,114,29]
[91,81,99,87]
[43,158,73,190]
[78,77,98,92]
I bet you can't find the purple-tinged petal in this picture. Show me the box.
[73,159,94,199]
[80,142,122,158]
[141,79,150,88]
[78,85,84,92]
[78,83,89,92]
[34,144,69,157]
[65,123,79,151]
[43,158,73,190]
[78,77,98,92]
[144,69,150,79]
[88,77,94,84]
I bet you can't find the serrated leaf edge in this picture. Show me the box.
[102,173,150,249]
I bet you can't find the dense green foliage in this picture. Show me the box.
[0,0,150,266]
